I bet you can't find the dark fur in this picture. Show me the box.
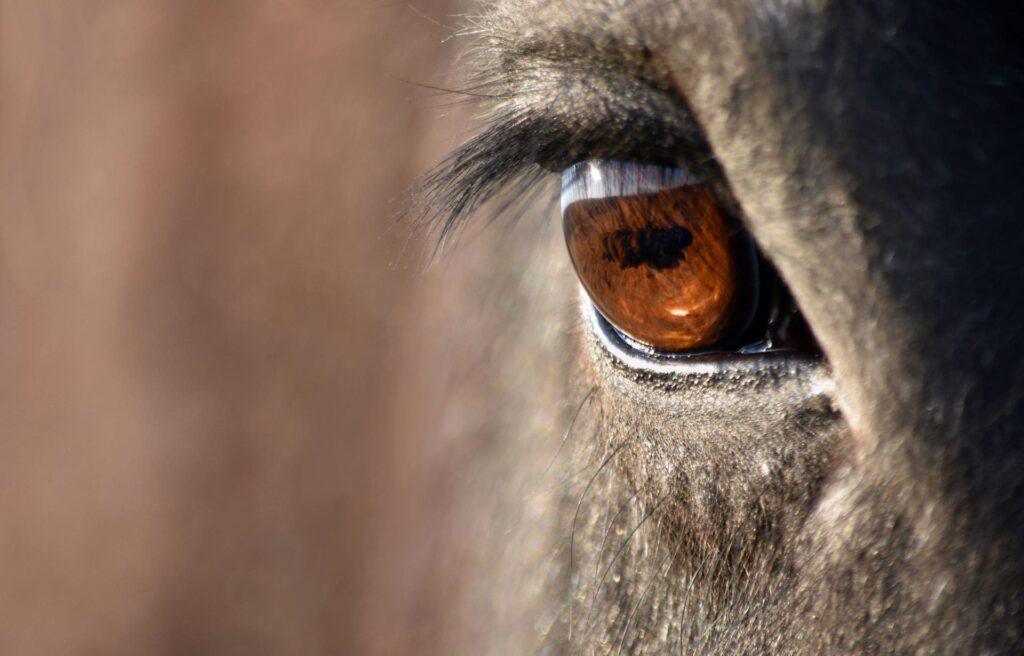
[425,1,1024,653]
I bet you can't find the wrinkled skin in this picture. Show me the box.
[427,1,1024,653]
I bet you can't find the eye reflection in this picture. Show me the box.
[561,161,758,353]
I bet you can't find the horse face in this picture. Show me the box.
[424,1,1024,652]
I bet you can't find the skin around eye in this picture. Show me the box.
[561,161,757,352]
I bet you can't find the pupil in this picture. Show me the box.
[601,226,693,271]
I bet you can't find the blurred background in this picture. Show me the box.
[0,1,482,653]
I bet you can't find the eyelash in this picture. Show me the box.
[412,106,579,254]
[415,143,550,254]
[412,87,717,254]
[416,144,706,256]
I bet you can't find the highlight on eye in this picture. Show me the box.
[561,161,759,353]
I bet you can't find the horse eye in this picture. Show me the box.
[561,161,759,353]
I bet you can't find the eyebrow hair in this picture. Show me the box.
[412,14,717,253]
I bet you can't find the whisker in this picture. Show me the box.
[581,491,672,640]
[678,546,712,650]
[554,408,622,491]
[405,3,456,30]
[613,525,687,656]
[591,490,641,591]
[568,441,627,643]
[531,386,598,496]
[389,76,509,99]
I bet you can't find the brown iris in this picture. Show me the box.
[563,172,750,352]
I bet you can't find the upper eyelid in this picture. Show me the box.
[560,160,701,213]
[500,30,677,97]
[500,52,706,164]
[413,29,722,251]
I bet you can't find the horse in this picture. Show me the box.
[417,1,1024,652]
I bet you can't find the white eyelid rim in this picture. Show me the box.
[559,160,701,214]
[581,287,831,383]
